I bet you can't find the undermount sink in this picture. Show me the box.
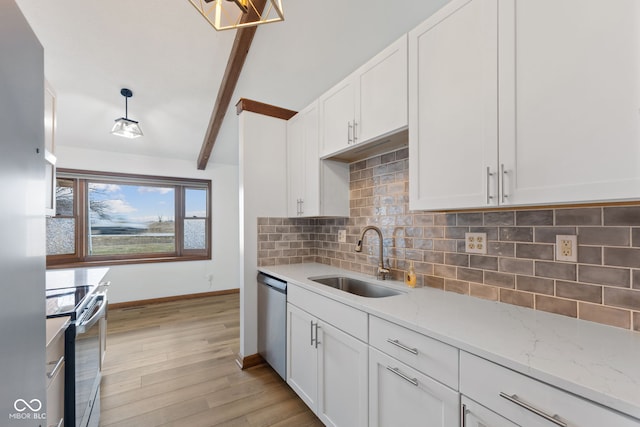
[308,276,404,298]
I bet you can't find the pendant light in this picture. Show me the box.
[111,88,143,139]
[188,0,284,31]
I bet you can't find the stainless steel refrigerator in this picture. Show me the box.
[0,1,47,425]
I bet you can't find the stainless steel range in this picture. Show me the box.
[46,282,108,427]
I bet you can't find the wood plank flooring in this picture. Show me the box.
[100,294,323,427]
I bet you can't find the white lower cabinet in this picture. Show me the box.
[287,302,368,427]
[460,352,639,427]
[369,347,459,427]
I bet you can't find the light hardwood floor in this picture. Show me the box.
[100,293,323,427]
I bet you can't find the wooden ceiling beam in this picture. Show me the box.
[197,0,267,170]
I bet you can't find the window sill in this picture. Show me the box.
[46,254,210,269]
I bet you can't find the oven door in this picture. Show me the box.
[74,292,106,427]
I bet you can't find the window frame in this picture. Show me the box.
[47,169,212,269]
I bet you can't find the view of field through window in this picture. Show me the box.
[88,182,176,255]
[47,178,208,257]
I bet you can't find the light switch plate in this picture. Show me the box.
[465,232,487,254]
[338,229,346,243]
[556,235,578,262]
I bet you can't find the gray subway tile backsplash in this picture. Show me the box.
[516,210,554,226]
[257,148,640,333]
[555,207,602,225]
[604,206,640,226]
[578,227,630,246]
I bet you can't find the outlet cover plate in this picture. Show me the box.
[338,229,347,243]
[556,235,578,262]
[465,232,487,254]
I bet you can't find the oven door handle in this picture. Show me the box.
[76,293,107,334]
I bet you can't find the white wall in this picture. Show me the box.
[55,146,239,303]
[238,111,287,358]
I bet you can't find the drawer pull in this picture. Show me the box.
[499,392,567,427]
[47,355,64,379]
[386,366,418,387]
[386,338,418,355]
[55,417,64,427]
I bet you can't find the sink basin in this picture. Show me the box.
[308,276,404,298]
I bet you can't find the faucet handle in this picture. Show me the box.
[378,266,390,280]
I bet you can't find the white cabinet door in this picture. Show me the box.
[287,110,305,217]
[498,0,640,205]
[287,103,321,217]
[301,104,321,216]
[287,102,348,217]
[319,78,356,157]
[369,348,459,427]
[462,396,518,427]
[409,0,499,210]
[317,320,368,427]
[286,303,318,411]
[356,34,408,144]
[287,301,368,426]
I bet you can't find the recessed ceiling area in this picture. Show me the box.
[15,0,448,167]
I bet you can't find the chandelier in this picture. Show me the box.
[188,0,284,31]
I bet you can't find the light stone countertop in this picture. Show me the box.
[46,267,110,290]
[258,262,640,421]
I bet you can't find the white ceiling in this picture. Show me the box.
[15,0,448,168]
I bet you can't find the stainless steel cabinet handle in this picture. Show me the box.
[55,418,64,427]
[386,366,418,386]
[386,338,418,355]
[310,320,315,346]
[347,122,353,144]
[314,323,320,348]
[47,355,64,379]
[499,392,567,427]
[501,164,508,202]
[461,403,467,427]
[486,167,494,204]
[353,121,358,143]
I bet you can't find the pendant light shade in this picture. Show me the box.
[188,0,284,31]
[111,88,143,139]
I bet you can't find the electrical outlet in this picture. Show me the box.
[338,229,346,243]
[556,235,578,262]
[465,232,487,254]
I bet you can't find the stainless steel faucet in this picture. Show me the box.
[354,225,390,280]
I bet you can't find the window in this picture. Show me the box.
[47,169,211,268]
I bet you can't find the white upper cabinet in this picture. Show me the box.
[409,0,498,211]
[287,102,349,218]
[410,0,640,210]
[320,34,408,159]
[319,79,357,157]
[498,0,640,205]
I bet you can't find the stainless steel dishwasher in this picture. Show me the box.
[257,272,287,380]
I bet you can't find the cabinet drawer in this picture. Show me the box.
[460,352,639,427]
[369,316,458,390]
[46,359,65,427]
[45,330,65,388]
[369,347,459,427]
[288,284,368,342]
